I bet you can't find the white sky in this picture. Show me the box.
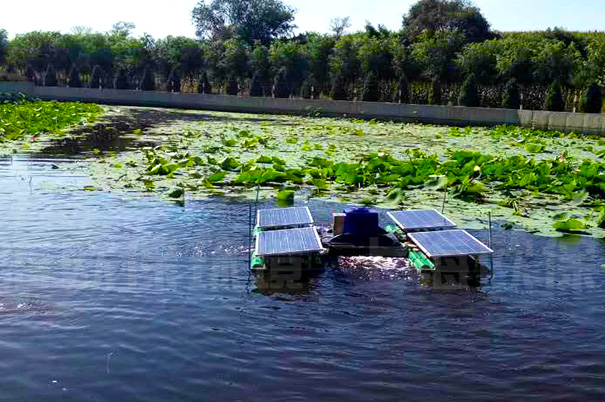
[3,0,605,39]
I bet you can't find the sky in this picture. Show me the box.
[2,0,605,39]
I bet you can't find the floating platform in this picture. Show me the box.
[251,206,493,273]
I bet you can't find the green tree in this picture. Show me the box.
[403,0,493,43]
[68,67,82,87]
[330,71,348,100]
[457,41,498,84]
[502,79,520,109]
[362,71,380,102]
[197,71,212,93]
[273,68,289,98]
[411,30,465,83]
[44,64,57,86]
[89,65,103,88]
[226,76,238,95]
[307,33,335,96]
[192,0,296,45]
[223,39,250,79]
[0,29,9,65]
[581,83,603,113]
[397,74,410,103]
[113,67,129,89]
[250,71,264,96]
[140,67,155,91]
[428,79,441,105]
[545,81,565,111]
[458,73,479,106]
[270,40,308,96]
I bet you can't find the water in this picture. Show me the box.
[1,154,604,401]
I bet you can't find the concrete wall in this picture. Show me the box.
[1,81,604,134]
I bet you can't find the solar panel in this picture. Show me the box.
[387,210,457,232]
[256,227,323,257]
[257,207,313,229]
[407,230,493,258]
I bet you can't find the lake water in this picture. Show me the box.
[1,154,604,401]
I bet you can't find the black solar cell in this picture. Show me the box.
[256,227,323,256]
[257,207,313,229]
[387,210,456,232]
[408,230,493,258]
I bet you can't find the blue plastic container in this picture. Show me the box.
[343,207,379,236]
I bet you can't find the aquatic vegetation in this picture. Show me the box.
[31,106,596,237]
[0,100,101,141]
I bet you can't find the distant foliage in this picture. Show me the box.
[89,66,103,89]
[140,67,155,91]
[545,81,565,112]
[397,75,410,103]
[362,71,380,102]
[581,83,603,114]
[502,79,520,109]
[250,72,264,97]
[273,69,290,98]
[227,77,238,95]
[44,65,57,87]
[459,74,479,107]
[331,72,347,101]
[428,80,441,105]
[68,67,82,88]
[168,69,181,92]
[197,71,211,94]
[113,68,129,90]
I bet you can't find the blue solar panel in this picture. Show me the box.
[257,207,313,229]
[256,227,323,257]
[387,210,456,232]
[407,230,493,258]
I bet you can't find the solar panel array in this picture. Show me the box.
[407,230,493,258]
[387,210,457,232]
[256,227,323,257]
[257,207,313,229]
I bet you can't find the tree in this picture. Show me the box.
[403,0,493,43]
[168,68,182,92]
[457,41,498,84]
[411,30,465,83]
[250,42,272,94]
[68,67,82,87]
[44,64,57,86]
[198,71,212,93]
[545,81,565,112]
[250,72,264,96]
[428,79,441,105]
[192,0,296,45]
[226,76,238,95]
[330,72,347,100]
[397,74,410,103]
[362,71,380,102]
[330,17,351,39]
[458,73,479,106]
[223,39,251,79]
[89,65,103,89]
[273,68,289,98]
[270,40,308,96]
[113,68,129,89]
[307,33,335,96]
[581,83,603,113]
[502,79,520,109]
[0,29,8,65]
[140,67,155,91]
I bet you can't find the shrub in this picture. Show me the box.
[330,72,347,101]
[89,66,103,89]
[502,79,520,109]
[250,72,264,97]
[227,77,238,96]
[168,69,181,93]
[581,83,603,114]
[362,71,380,102]
[44,65,57,87]
[113,68,129,90]
[545,81,565,112]
[397,75,410,104]
[428,80,441,105]
[459,74,479,107]
[197,71,211,94]
[273,69,290,98]
[140,67,155,91]
[68,68,82,88]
